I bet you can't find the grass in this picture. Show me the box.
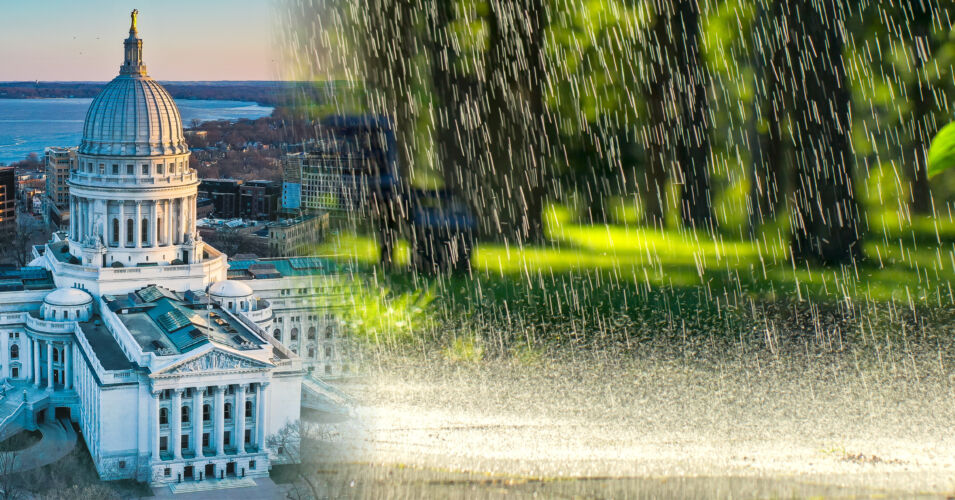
[307,204,955,349]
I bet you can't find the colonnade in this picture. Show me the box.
[19,337,72,390]
[70,195,196,248]
[151,382,268,462]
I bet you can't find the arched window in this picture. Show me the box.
[290,328,298,341]
[203,404,211,421]
[307,327,316,340]
[10,345,18,359]
[159,408,168,425]
[181,406,189,423]
[272,329,281,342]
[126,219,134,243]
[141,218,148,242]
[245,401,252,417]
[112,218,119,244]
[224,403,232,420]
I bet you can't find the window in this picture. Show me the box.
[11,367,17,378]
[99,164,105,174]
[249,460,256,470]
[224,431,231,446]
[272,329,281,342]
[203,433,209,447]
[126,164,134,175]
[141,218,148,242]
[290,328,298,341]
[112,219,119,243]
[245,429,251,444]
[112,164,119,175]
[181,435,189,450]
[308,348,315,358]
[181,406,189,423]
[203,404,211,421]
[126,219,134,243]
[10,345,18,359]
[118,460,126,469]
[245,401,252,416]
[164,467,171,477]
[325,346,332,357]
[53,349,59,362]
[160,436,168,452]
[159,408,168,425]
[142,164,149,175]
[157,164,164,175]
[325,364,332,375]
[307,327,316,340]
[224,403,232,420]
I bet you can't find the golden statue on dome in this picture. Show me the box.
[130,9,139,33]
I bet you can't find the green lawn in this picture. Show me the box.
[305,206,955,349]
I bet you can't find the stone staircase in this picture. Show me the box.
[301,373,354,415]
[167,477,257,494]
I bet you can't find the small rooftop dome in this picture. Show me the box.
[208,280,254,298]
[42,287,94,322]
[44,287,93,307]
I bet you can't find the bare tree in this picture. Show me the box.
[0,216,43,267]
[0,448,21,500]
[268,420,322,499]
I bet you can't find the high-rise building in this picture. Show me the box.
[44,146,76,229]
[0,167,16,232]
[280,115,398,213]
[198,179,242,218]
[239,180,280,220]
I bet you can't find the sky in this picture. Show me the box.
[0,0,277,81]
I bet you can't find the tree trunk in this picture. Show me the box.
[642,1,675,228]
[786,0,864,265]
[749,0,788,235]
[908,3,934,215]
[674,0,713,230]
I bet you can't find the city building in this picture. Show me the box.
[280,115,398,213]
[0,167,16,232]
[44,147,76,229]
[0,15,349,487]
[198,179,242,219]
[239,180,280,220]
[267,213,329,258]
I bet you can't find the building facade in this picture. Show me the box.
[0,15,347,486]
[0,167,15,232]
[44,147,75,229]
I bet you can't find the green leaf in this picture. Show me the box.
[927,121,955,177]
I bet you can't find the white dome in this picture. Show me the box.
[78,17,187,157]
[44,287,93,307]
[208,280,254,298]
[79,75,187,156]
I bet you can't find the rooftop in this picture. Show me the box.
[226,256,341,280]
[0,266,56,292]
[103,285,265,356]
[79,318,134,371]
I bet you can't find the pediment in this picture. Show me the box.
[156,349,269,376]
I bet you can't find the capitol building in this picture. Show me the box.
[0,13,347,485]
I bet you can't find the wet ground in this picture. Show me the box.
[310,344,955,497]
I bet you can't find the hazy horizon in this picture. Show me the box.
[0,1,277,81]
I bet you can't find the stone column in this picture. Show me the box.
[152,391,162,460]
[46,341,53,390]
[28,337,40,387]
[256,382,268,449]
[33,339,40,387]
[119,202,126,247]
[171,389,182,460]
[149,202,158,247]
[193,388,204,457]
[215,386,225,455]
[179,197,187,245]
[134,202,142,248]
[235,384,246,453]
[64,342,71,389]
[165,200,172,246]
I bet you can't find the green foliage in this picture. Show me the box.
[928,122,955,177]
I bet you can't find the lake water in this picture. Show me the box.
[0,98,273,165]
